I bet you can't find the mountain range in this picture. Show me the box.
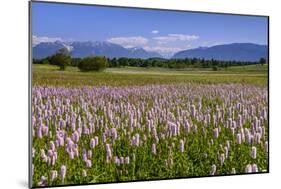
[33,41,267,62]
[172,43,267,62]
[33,41,161,59]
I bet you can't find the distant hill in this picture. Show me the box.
[33,41,67,59]
[172,43,268,62]
[33,41,162,59]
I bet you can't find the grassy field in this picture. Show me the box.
[32,64,268,87]
[32,63,268,187]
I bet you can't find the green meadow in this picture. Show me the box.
[32,64,268,87]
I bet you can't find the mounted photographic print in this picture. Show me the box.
[29,1,269,188]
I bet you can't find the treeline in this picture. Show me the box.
[106,57,266,70]
[33,48,267,71]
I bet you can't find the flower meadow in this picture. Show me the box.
[32,83,268,187]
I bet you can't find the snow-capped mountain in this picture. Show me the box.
[32,41,162,59]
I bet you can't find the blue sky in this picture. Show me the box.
[32,2,268,57]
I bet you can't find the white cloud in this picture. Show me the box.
[107,36,148,48]
[144,46,184,54]
[32,35,62,46]
[143,46,186,58]
[151,30,159,34]
[153,34,199,44]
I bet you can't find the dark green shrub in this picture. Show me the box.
[212,66,218,71]
[78,56,107,72]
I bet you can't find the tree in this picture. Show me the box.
[78,56,107,72]
[118,57,129,67]
[259,57,266,66]
[50,48,71,70]
[212,65,218,71]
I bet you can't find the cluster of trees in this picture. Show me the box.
[33,48,107,71]
[106,57,266,70]
[33,48,267,71]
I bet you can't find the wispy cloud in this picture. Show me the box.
[32,35,62,46]
[107,36,148,48]
[151,30,159,34]
[143,46,186,58]
[153,34,199,44]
